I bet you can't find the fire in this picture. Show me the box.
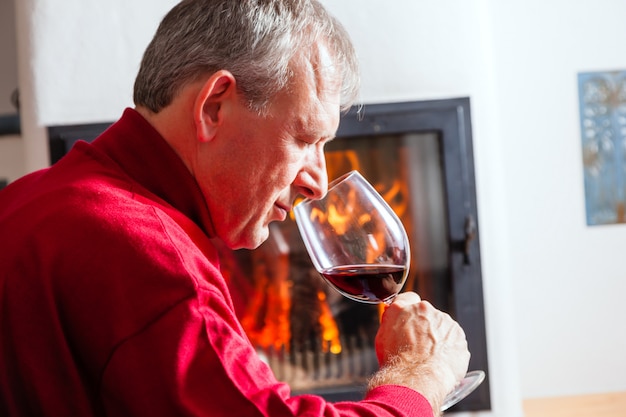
[238,225,293,351]
[317,290,342,354]
[240,277,342,355]
[237,223,342,355]
[240,270,292,351]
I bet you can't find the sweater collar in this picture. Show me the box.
[93,108,216,238]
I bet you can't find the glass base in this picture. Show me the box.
[440,370,486,412]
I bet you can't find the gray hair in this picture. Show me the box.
[133,0,360,114]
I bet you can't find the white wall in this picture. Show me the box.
[5,0,626,415]
[26,0,177,126]
[488,0,626,398]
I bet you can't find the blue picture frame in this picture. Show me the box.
[578,70,626,226]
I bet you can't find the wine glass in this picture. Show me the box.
[293,170,485,412]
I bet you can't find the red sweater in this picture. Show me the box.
[0,108,433,417]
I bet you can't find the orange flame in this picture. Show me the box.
[317,290,342,354]
[240,274,292,351]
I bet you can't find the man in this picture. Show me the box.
[0,0,470,416]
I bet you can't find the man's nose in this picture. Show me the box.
[297,147,328,200]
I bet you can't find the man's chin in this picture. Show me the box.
[251,226,272,249]
[226,227,270,251]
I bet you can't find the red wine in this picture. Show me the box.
[320,264,406,304]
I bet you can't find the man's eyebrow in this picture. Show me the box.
[299,129,335,142]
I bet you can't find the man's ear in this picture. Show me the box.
[193,70,237,142]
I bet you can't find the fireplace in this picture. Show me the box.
[47,97,490,412]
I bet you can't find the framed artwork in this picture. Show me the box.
[578,70,626,225]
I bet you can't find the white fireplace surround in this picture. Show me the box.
[5,1,626,416]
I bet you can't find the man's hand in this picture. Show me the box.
[368,292,470,414]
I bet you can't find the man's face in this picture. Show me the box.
[199,43,342,249]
